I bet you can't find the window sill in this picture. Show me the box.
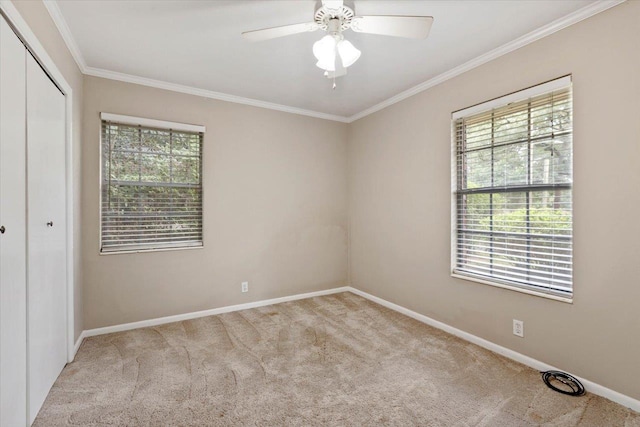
[100,244,203,256]
[451,273,573,304]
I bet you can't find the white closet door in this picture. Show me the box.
[0,16,28,427]
[26,53,67,425]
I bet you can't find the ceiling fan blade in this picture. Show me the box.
[242,22,319,42]
[350,16,434,39]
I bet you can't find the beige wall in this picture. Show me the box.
[14,0,639,403]
[348,1,640,400]
[11,0,84,341]
[82,76,348,329]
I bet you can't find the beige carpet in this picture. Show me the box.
[35,292,639,426]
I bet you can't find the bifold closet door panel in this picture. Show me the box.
[26,53,67,424]
[0,15,28,427]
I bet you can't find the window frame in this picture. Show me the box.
[99,113,205,255]
[450,76,573,303]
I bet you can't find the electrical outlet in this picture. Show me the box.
[241,281,249,293]
[513,319,524,337]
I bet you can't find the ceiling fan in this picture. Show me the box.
[242,0,433,85]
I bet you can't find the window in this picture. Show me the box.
[100,113,204,253]
[452,76,573,299]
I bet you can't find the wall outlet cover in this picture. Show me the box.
[513,319,524,337]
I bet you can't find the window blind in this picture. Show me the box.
[101,119,203,253]
[453,81,573,297]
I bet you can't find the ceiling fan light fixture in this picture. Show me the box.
[337,39,361,68]
[313,34,360,72]
[313,34,338,71]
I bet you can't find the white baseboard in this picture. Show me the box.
[347,286,640,413]
[81,286,350,339]
[70,284,638,413]
[70,331,85,361]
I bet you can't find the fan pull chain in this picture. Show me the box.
[332,76,337,90]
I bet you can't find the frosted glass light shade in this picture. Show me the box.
[313,35,361,72]
[313,35,337,71]
[316,58,335,71]
[337,40,361,68]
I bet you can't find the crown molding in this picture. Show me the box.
[42,0,87,73]
[43,0,624,124]
[42,0,353,123]
[347,0,625,122]
[42,0,349,122]
[83,66,350,123]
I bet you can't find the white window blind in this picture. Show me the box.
[452,77,573,298]
[101,115,204,253]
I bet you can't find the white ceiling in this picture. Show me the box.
[53,0,599,119]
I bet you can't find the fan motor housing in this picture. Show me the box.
[315,5,355,31]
